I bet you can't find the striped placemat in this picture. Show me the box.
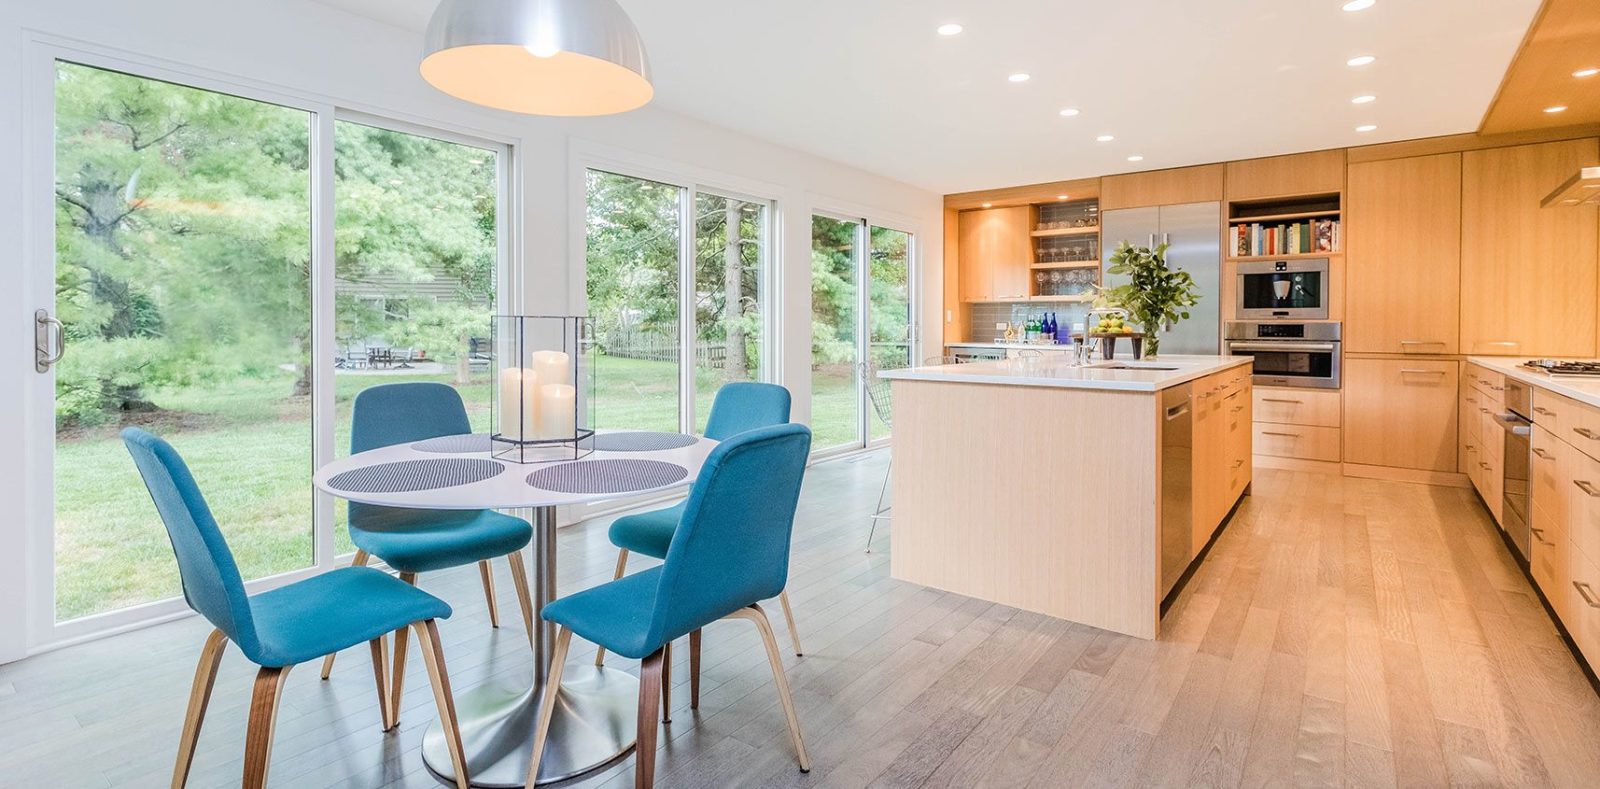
[328,458,505,493]
[526,459,689,495]
[591,431,699,452]
[410,433,493,454]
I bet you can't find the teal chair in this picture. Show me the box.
[319,382,534,724]
[595,382,802,669]
[527,424,814,788]
[121,428,471,789]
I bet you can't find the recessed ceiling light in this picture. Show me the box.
[1056,195,1070,200]
[1096,134,1115,142]
[1347,55,1376,67]
[1342,0,1376,11]
[1127,155,1144,162]
[981,202,993,208]
[1575,68,1600,78]
[936,23,964,36]
[1059,108,1080,117]
[1351,95,1376,104]
[1008,73,1031,83]
[1356,124,1378,132]
[1544,105,1568,113]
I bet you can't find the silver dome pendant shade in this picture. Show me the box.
[420,0,653,116]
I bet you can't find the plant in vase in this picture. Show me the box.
[1102,241,1202,358]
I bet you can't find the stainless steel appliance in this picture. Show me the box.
[948,345,1005,363]
[1523,359,1600,379]
[1236,258,1330,320]
[1542,165,1600,207]
[1224,321,1342,389]
[1160,383,1193,597]
[1502,380,1533,561]
[1101,202,1222,354]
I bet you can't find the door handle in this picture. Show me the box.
[35,309,65,373]
[1261,398,1302,404]
[1262,431,1300,438]
[1165,403,1190,420]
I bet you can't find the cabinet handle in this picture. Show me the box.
[1399,340,1443,347]
[1574,428,1600,442]
[1231,405,1244,413]
[1531,447,1553,459]
[1465,444,1475,451]
[1491,385,1504,391]
[1479,462,1492,470]
[1533,406,1555,416]
[1575,480,1600,498]
[1530,526,1548,544]
[1261,398,1302,404]
[1483,341,1521,348]
[1400,368,1446,377]
[1262,431,1300,438]
[1576,582,1600,609]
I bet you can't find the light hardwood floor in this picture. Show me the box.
[3,455,1599,788]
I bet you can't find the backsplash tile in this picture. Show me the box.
[966,301,1090,342]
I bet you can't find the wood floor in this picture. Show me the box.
[3,454,1600,787]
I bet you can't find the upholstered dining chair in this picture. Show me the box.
[319,382,534,725]
[594,381,802,667]
[121,428,470,789]
[526,424,814,788]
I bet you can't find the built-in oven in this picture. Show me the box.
[1224,321,1342,389]
[1236,258,1330,320]
[1501,381,1533,562]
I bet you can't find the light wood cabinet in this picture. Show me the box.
[1225,150,1346,201]
[1252,387,1341,428]
[1344,358,1459,472]
[1100,164,1224,210]
[957,206,1032,301]
[1460,139,1600,356]
[1191,371,1228,551]
[1225,382,1253,502]
[1345,153,1462,354]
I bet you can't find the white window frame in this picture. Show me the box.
[16,37,518,655]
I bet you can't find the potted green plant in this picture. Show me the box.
[1103,241,1202,358]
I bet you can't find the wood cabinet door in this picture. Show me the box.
[1343,358,1460,472]
[1190,374,1228,551]
[1461,139,1600,357]
[1346,153,1462,354]
[957,206,1031,301]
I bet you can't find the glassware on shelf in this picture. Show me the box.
[1049,271,1064,295]
[1034,271,1047,294]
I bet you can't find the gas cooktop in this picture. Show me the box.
[1523,359,1600,379]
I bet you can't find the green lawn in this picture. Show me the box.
[53,356,871,621]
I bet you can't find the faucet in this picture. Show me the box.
[1077,307,1130,366]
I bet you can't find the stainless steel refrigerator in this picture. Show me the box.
[1099,202,1222,355]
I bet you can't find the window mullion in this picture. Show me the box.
[680,186,697,434]
[310,106,338,570]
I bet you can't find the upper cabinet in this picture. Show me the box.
[1345,153,1463,355]
[1100,164,1224,210]
[1461,139,1600,356]
[957,206,1032,301]
[1226,150,1345,202]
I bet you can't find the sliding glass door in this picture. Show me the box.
[810,214,916,452]
[584,168,770,436]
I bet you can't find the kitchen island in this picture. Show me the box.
[880,354,1254,639]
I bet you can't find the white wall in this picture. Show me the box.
[0,0,943,661]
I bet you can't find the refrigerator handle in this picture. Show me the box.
[1162,233,1170,246]
[1148,233,1156,248]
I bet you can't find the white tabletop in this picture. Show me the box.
[313,432,718,510]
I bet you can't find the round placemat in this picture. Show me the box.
[410,433,493,454]
[328,458,505,493]
[591,431,699,452]
[526,459,689,495]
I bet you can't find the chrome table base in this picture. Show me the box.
[420,505,636,787]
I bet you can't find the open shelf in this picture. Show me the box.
[1227,209,1340,224]
[1029,294,1094,303]
[1030,261,1100,270]
[1031,226,1100,238]
[1226,252,1342,262]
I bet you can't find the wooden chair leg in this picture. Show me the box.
[390,572,417,725]
[241,665,292,789]
[595,549,629,668]
[412,619,470,789]
[661,640,672,724]
[171,629,228,789]
[506,550,535,649]
[368,636,394,731]
[635,647,666,789]
[726,605,811,772]
[479,559,500,628]
[319,549,369,680]
[689,629,701,711]
[777,591,803,656]
[524,627,573,788]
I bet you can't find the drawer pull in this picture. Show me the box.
[1399,368,1447,375]
[1232,459,1244,469]
[1465,444,1476,451]
[1533,406,1555,416]
[1531,447,1553,459]
[1576,582,1600,609]
[1574,428,1600,442]
[1491,385,1504,391]
[1231,405,1244,413]
[1399,340,1444,346]
[1261,398,1302,404]
[1484,342,1521,348]
[1531,527,1551,545]
[1479,462,1492,470]
[1261,431,1300,438]
[1575,480,1600,498]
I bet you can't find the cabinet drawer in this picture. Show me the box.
[1568,543,1600,670]
[1569,447,1600,566]
[1466,365,1505,403]
[1531,388,1577,441]
[1531,498,1569,623]
[1344,358,1459,472]
[1570,400,1600,463]
[1532,426,1567,523]
[1253,387,1340,427]
[1254,424,1340,462]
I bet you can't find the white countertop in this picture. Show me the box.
[880,354,1251,392]
[1468,356,1600,410]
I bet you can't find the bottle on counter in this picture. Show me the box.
[1045,312,1058,343]
[1025,314,1040,342]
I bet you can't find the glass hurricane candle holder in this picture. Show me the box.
[490,315,596,464]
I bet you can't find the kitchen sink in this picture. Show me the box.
[1087,361,1180,371]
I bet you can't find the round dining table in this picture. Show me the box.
[313,431,718,788]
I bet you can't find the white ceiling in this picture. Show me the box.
[314,0,1542,194]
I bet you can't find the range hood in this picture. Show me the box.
[1542,166,1600,207]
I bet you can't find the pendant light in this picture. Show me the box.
[421,0,653,116]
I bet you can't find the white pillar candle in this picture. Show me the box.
[538,384,576,440]
[498,367,540,441]
[530,350,569,391]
